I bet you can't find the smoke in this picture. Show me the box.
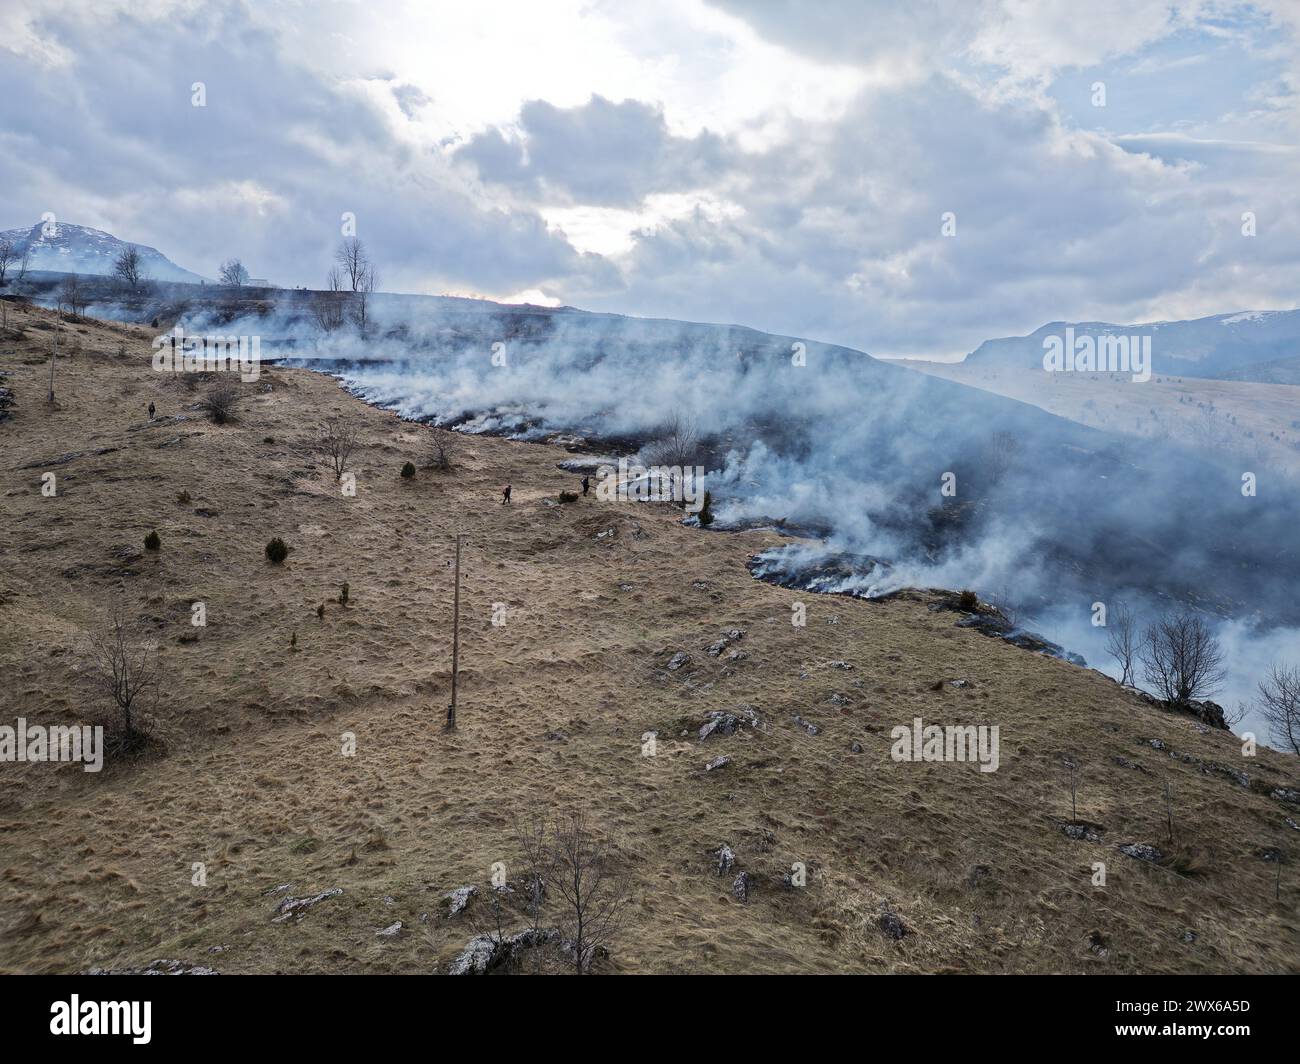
[118,286,1300,750]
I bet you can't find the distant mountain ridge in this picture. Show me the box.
[0,221,208,284]
[962,309,1300,380]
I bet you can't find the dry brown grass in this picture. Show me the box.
[0,302,1296,974]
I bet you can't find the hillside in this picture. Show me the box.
[0,221,207,284]
[0,303,1297,975]
[960,310,1300,380]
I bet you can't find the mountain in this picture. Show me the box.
[963,309,1300,380]
[0,221,208,284]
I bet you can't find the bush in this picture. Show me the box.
[558,490,579,504]
[697,491,714,528]
[198,380,241,424]
[401,461,416,479]
[265,537,289,564]
[958,589,979,611]
[338,582,350,606]
[143,530,161,551]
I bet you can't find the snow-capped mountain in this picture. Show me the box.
[963,308,1300,380]
[0,221,207,284]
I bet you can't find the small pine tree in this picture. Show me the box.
[265,537,289,564]
[697,491,714,527]
[144,530,161,551]
[401,461,416,479]
[316,603,325,620]
[338,581,350,606]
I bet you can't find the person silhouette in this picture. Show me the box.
[582,475,590,496]
[148,401,155,420]
[502,484,511,504]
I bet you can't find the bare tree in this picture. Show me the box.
[0,236,15,286]
[644,410,700,468]
[15,242,32,285]
[59,273,87,318]
[326,265,344,292]
[984,429,1021,483]
[426,428,460,471]
[335,237,371,292]
[310,290,346,333]
[1140,611,1227,705]
[85,607,159,738]
[319,416,360,480]
[219,258,250,287]
[546,810,632,974]
[1258,663,1300,755]
[1104,602,1140,686]
[113,245,148,291]
[349,264,377,331]
[198,379,241,424]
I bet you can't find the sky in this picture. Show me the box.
[2,0,1298,358]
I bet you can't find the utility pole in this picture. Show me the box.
[47,313,58,403]
[447,533,464,730]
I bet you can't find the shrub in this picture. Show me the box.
[558,490,579,504]
[338,581,350,606]
[401,461,416,479]
[958,589,979,611]
[143,530,161,551]
[265,537,289,564]
[198,380,241,424]
[698,491,714,528]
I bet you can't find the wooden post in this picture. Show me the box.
[48,317,58,403]
[448,533,464,730]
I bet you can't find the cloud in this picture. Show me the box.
[458,95,731,208]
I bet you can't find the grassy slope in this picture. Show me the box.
[1,303,1297,974]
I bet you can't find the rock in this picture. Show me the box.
[445,886,478,916]
[1179,929,1197,944]
[704,755,731,772]
[1144,738,1167,750]
[1062,821,1105,842]
[543,730,568,742]
[1111,756,1143,770]
[698,706,760,741]
[792,714,820,736]
[666,651,690,671]
[375,921,402,938]
[271,887,343,923]
[448,927,563,975]
[878,911,907,940]
[849,741,863,754]
[1271,787,1300,805]
[1118,842,1161,863]
[448,934,500,976]
[948,679,973,689]
[713,844,737,876]
[706,629,744,656]
[732,871,753,903]
[1086,930,1109,957]
[1285,817,1300,832]
[828,693,851,707]
[83,959,218,976]
[827,660,854,670]
[1256,847,1283,862]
